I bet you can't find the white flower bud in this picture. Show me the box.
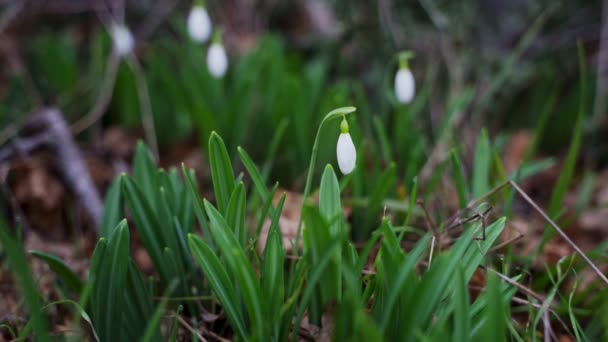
[187,6,212,43]
[110,24,134,57]
[394,68,415,104]
[336,119,356,174]
[207,42,228,78]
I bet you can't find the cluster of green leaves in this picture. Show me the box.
[2,115,606,340]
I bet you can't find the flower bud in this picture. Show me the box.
[187,6,212,43]
[336,119,356,175]
[110,24,134,57]
[394,68,415,104]
[207,42,228,78]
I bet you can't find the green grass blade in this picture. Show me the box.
[226,182,247,248]
[462,218,506,281]
[472,128,491,198]
[100,176,123,238]
[0,220,49,341]
[365,162,397,232]
[133,142,159,202]
[292,236,344,341]
[141,279,178,342]
[547,112,583,221]
[262,193,286,335]
[208,131,236,213]
[203,200,266,339]
[30,250,83,296]
[372,115,392,163]
[92,220,130,342]
[43,300,99,341]
[238,146,269,201]
[450,149,468,208]
[452,266,471,342]
[379,233,430,332]
[480,273,507,342]
[188,234,247,339]
[121,175,171,283]
[181,165,212,244]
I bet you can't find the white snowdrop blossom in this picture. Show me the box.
[110,24,134,57]
[187,6,212,43]
[207,42,228,78]
[394,68,415,104]
[336,119,356,175]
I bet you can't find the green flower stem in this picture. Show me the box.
[293,106,356,257]
[398,50,415,69]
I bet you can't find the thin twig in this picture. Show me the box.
[178,316,231,342]
[511,296,574,338]
[488,232,524,253]
[70,53,121,135]
[543,310,552,342]
[417,200,441,249]
[177,316,208,342]
[508,180,608,285]
[428,235,436,269]
[486,267,547,303]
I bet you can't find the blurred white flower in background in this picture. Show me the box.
[187,5,212,43]
[110,24,134,57]
[336,119,356,175]
[394,68,415,104]
[394,51,415,104]
[207,42,228,78]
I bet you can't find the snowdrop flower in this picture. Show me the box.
[187,5,212,43]
[207,33,228,78]
[394,51,415,104]
[336,118,356,175]
[110,23,134,57]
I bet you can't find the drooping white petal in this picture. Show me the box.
[207,43,228,78]
[336,133,356,175]
[110,24,134,57]
[394,68,415,104]
[187,6,212,43]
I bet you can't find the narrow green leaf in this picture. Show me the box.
[238,146,269,201]
[93,220,130,342]
[208,132,235,213]
[462,218,506,282]
[0,220,49,341]
[319,164,342,237]
[181,165,212,244]
[292,236,344,341]
[373,115,392,163]
[453,266,471,342]
[43,300,99,341]
[262,193,286,334]
[121,175,171,283]
[100,177,123,238]
[365,163,396,231]
[30,250,83,296]
[141,279,178,342]
[473,129,491,198]
[379,233,430,332]
[450,149,468,208]
[547,114,583,221]
[188,234,247,339]
[226,182,247,248]
[481,273,507,342]
[133,142,159,201]
[203,200,266,339]
[169,305,183,342]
